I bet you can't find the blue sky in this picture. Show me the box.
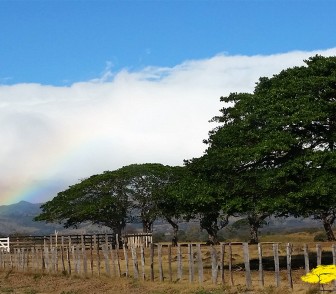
[1,0,335,85]
[1,0,336,205]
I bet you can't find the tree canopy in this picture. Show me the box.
[186,55,336,241]
[35,163,184,240]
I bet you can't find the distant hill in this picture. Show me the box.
[0,201,58,236]
[0,201,112,236]
[0,200,41,216]
[0,201,324,237]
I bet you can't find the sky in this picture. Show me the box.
[1,0,336,205]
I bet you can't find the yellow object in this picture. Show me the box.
[301,265,336,284]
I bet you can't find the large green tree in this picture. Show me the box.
[165,164,230,245]
[187,55,336,242]
[35,163,184,241]
[117,163,184,234]
[35,171,130,239]
[186,92,284,244]
[252,55,336,240]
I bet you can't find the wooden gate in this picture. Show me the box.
[0,237,9,252]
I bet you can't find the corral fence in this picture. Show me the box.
[8,233,152,250]
[1,239,336,290]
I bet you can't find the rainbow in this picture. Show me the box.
[2,133,103,206]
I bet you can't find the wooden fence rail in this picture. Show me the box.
[1,240,336,290]
[7,233,153,250]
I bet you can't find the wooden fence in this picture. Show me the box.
[1,239,336,290]
[8,233,152,250]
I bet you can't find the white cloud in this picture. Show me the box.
[1,49,336,204]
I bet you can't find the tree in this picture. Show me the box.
[166,163,230,245]
[186,92,283,243]
[35,163,184,243]
[189,55,336,242]
[117,163,184,235]
[251,55,336,240]
[35,171,129,240]
[153,166,187,246]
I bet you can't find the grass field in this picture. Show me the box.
[0,270,322,294]
[0,231,334,294]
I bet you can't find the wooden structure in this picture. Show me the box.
[0,237,9,252]
[1,239,336,291]
[123,233,152,248]
[8,233,153,251]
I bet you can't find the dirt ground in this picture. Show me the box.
[0,269,321,294]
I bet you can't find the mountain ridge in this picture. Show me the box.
[0,201,323,237]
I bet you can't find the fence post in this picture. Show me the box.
[110,244,116,277]
[75,245,81,274]
[61,236,65,273]
[131,245,139,279]
[303,244,310,274]
[103,243,111,277]
[210,245,218,285]
[81,235,87,276]
[150,243,154,281]
[228,243,234,286]
[168,244,172,282]
[188,244,194,283]
[115,243,121,277]
[96,235,101,277]
[177,244,182,281]
[286,243,293,289]
[258,243,264,287]
[332,244,336,290]
[273,243,280,287]
[243,242,252,288]
[140,244,146,281]
[316,243,322,266]
[123,244,129,277]
[197,244,204,284]
[158,244,164,282]
[220,243,225,285]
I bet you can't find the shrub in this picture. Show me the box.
[314,232,328,242]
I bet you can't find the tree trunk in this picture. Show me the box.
[247,213,269,244]
[142,220,153,233]
[166,217,179,246]
[207,230,219,245]
[322,215,336,241]
[249,222,259,244]
[200,215,220,245]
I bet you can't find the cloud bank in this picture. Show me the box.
[1,49,336,205]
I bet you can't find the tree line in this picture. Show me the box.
[35,55,336,245]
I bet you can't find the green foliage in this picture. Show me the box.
[35,170,129,235]
[35,163,184,235]
[120,163,184,232]
[186,55,336,242]
[314,232,328,242]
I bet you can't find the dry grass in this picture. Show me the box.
[1,231,334,293]
[259,232,316,243]
[0,269,319,294]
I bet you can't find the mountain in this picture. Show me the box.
[0,201,60,236]
[0,201,112,236]
[0,200,42,216]
[0,201,323,238]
